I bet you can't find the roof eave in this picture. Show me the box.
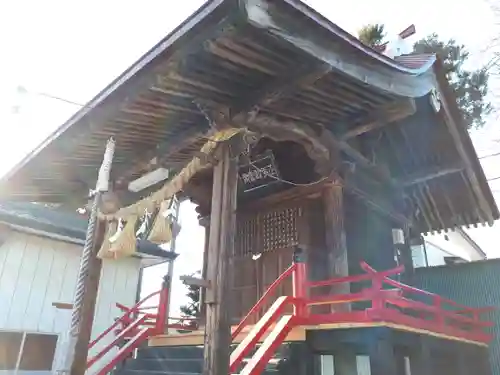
[1,0,240,185]
[432,59,499,226]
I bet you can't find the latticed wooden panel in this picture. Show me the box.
[236,214,260,256]
[261,207,300,252]
[235,204,302,256]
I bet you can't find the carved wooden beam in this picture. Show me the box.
[397,163,464,187]
[340,99,416,141]
[320,127,395,185]
[241,113,332,175]
[241,113,398,187]
[341,169,408,225]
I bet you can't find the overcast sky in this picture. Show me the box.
[0,0,498,313]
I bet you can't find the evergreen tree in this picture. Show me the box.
[358,24,386,47]
[179,271,201,319]
[413,35,491,129]
[357,25,492,129]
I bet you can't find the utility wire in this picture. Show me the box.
[37,91,85,107]
[12,85,89,113]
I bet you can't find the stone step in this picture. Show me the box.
[137,345,204,360]
[127,358,203,373]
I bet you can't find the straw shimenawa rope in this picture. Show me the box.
[96,127,251,259]
[98,128,244,221]
[148,200,174,245]
[109,215,139,258]
[97,220,118,259]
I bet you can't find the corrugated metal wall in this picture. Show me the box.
[414,260,500,375]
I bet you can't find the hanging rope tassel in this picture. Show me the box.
[148,200,173,244]
[97,220,118,259]
[110,216,138,258]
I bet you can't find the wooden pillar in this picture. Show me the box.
[335,352,358,375]
[203,144,239,375]
[199,218,210,325]
[369,340,398,375]
[70,219,106,375]
[409,337,433,375]
[322,184,349,298]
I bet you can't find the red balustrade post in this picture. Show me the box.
[433,295,445,329]
[156,274,170,334]
[292,247,308,318]
[371,275,384,310]
[472,310,481,333]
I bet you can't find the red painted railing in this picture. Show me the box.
[86,284,168,375]
[230,249,493,375]
[89,248,494,375]
[232,263,297,340]
[87,274,198,375]
[300,261,493,343]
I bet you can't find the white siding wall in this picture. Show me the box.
[0,230,142,372]
[423,233,476,261]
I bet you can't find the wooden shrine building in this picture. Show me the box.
[1,1,498,375]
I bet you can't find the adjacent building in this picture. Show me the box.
[0,202,170,375]
[412,228,487,268]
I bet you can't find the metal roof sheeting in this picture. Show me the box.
[395,54,436,70]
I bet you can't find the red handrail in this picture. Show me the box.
[359,262,486,313]
[358,261,493,335]
[232,263,297,340]
[307,265,404,288]
[87,284,169,375]
[88,290,161,350]
[385,297,493,327]
[87,314,152,368]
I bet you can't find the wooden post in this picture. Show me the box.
[322,184,349,308]
[409,337,433,375]
[70,220,106,375]
[199,219,210,326]
[203,144,239,375]
[369,340,398,375]
[163,197,180,334]
[56,138,115,375]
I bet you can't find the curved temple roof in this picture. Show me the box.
[0,0,497,233]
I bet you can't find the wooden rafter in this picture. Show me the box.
[383,128,433,233]
[340,99,416,141]
[396,163,464,187]
[341,168,408,225]
[231,62,332,118]
[434,73,495,225]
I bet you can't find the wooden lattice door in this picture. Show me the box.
[232,202,306,323]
